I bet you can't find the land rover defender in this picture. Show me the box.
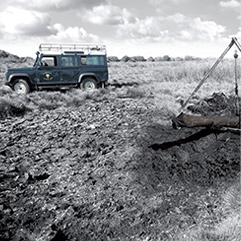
[5,43,108,94]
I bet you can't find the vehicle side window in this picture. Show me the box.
[61,56,77,67]
[41,57,57,66]
[81,56,105,65]
[81,56,87,65]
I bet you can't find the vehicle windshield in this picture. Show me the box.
[33,51,40,67]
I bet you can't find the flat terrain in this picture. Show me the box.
[0,58,240,240]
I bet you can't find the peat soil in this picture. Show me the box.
[0,86,240,240]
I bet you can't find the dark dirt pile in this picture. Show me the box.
[0,86,240,240]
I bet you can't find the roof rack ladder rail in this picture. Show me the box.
[39,43,106,53]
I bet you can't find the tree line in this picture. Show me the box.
[108,55,203,62]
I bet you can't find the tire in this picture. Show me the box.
[81,78,97,90]
[13,79,30,94]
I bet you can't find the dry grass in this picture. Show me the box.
[0,94,29,119]
[108,59,240,124]
[177,176,241,241]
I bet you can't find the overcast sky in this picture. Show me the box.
[0,0,240,58]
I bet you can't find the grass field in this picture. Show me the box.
[0,56,240,240]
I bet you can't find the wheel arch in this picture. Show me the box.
[78,73,99,85]
[9,74,34,89]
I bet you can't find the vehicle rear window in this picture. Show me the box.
[81,56,105,65]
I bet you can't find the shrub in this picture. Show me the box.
[163,55,171,61]
[184,55,196,61]
[120,55,130,62]
[155,56,164,61]
[0,97,28,119]
[175,57,184,61]
[107,56,119,62]
[0,50,9,58]
[147,57,155,62]
[131,56,146,62]
[0,85,13,96]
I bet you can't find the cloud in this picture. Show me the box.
[0,5,100,43]
[82,5,136,25]
[116,16,169,41]
[47,24,100,43]
[116,14,226,42]
[0,22,101,57]
[149,0,188,5]
[220,0,240,8]
[14,0,109,11]
[190,18,226,41]
[0,7,56,36]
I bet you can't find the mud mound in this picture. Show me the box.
[187,92,239,116]
[147,125,240,184]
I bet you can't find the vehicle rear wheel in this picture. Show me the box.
[81,78,97,90]
[13,79,30,94]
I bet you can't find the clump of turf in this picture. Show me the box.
[0,96,29,119]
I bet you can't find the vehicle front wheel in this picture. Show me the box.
[81,78,97,90]
[13,79,30,94]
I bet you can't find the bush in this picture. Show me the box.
[175,57,184,61]
[0,85,13,95]
[107,56,119,62]
[184,55,196,61]
[0,97,28,119]
[155,56,164,61]
[147,57,155,62]
[163,55,171,61]
[131,56,146,62]
[0,50,9,58]
[120,55,130,62]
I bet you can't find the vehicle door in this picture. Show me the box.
[80,55,108,81]
[60,56,79,84]
[37,56,61,85]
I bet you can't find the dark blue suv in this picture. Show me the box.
[5,43,109,94]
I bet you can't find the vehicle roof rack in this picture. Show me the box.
[39,43,107,55]
[64,51,84,55]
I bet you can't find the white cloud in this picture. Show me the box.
[0,7,55,36]
[149,0,188,5]
[0,23,101,57]
[220,0,240,8]
[14,0,108,11]
[47,24,100,43]
[234,27,241,40]
[117,16,169,41]
[166,13,187,23]
[191,18,226,41]
[116,14,226,42]
[0,5,100,43]
[82,5,136,25]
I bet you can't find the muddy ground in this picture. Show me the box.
[0,52,240,240]
[0,80,240,241]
